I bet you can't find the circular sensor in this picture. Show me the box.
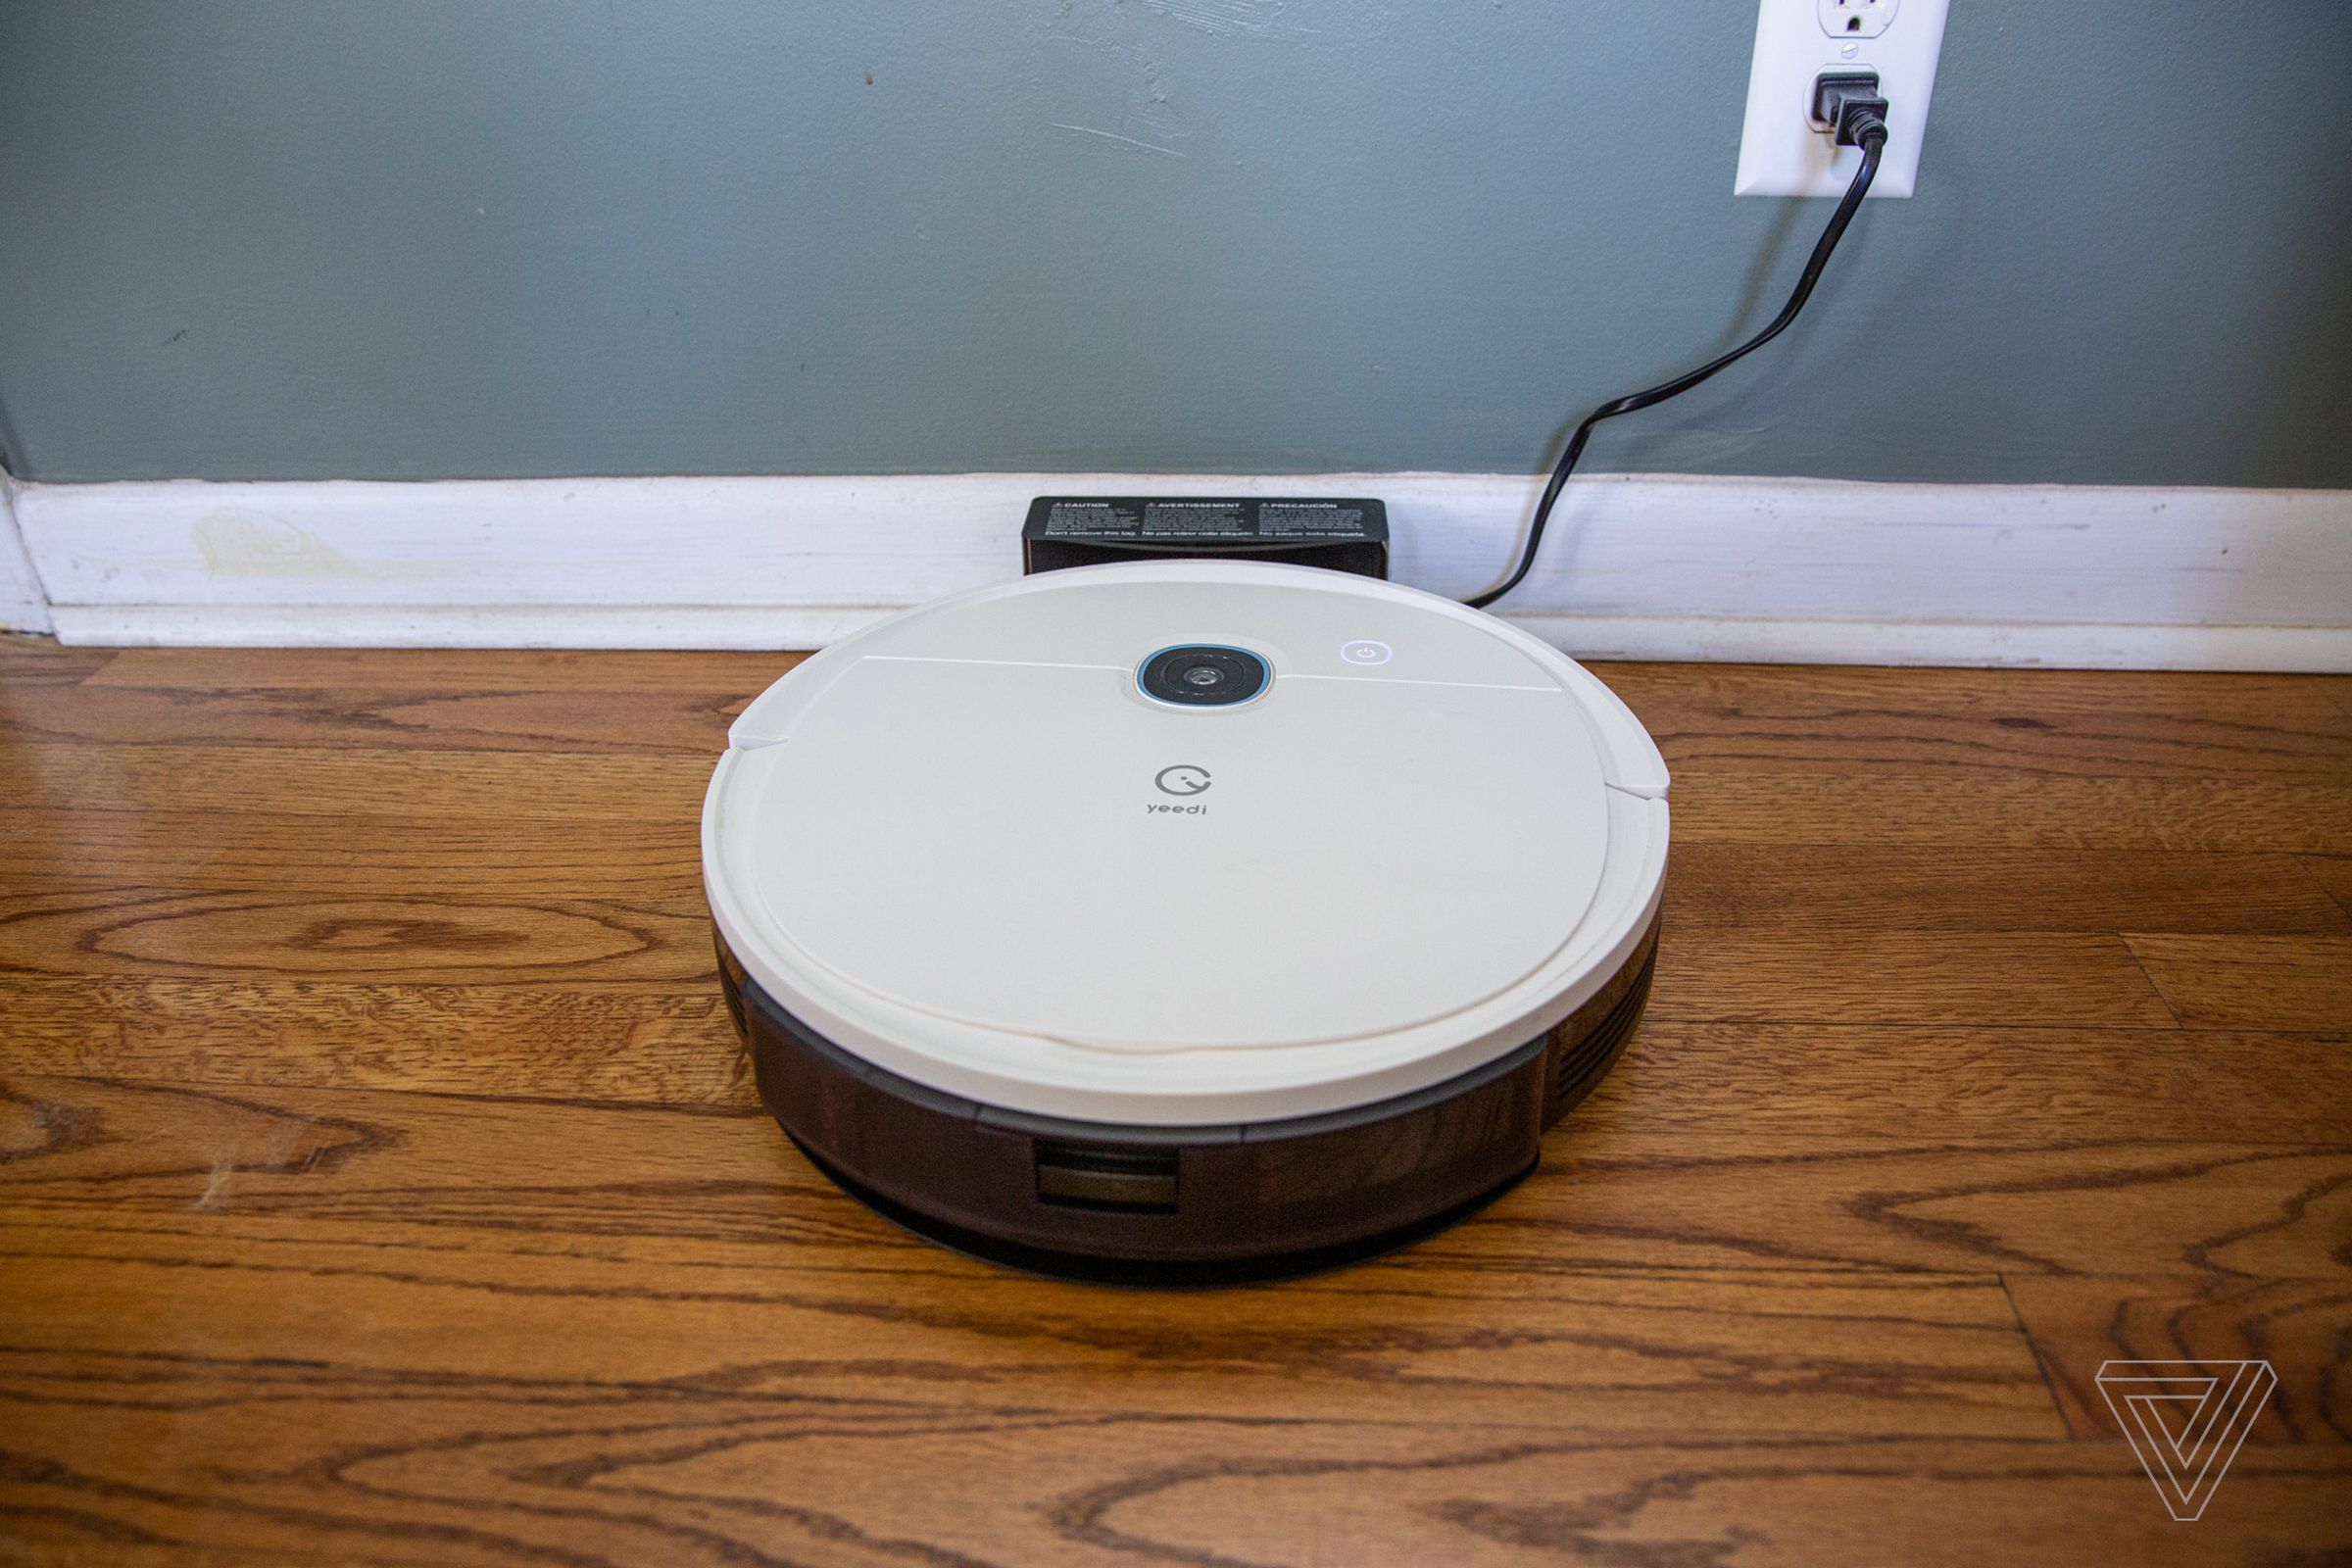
[1139,645,1270,708]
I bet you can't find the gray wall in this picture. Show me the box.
[1,2,2346,487]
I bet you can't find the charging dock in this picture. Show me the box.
[1022,496,1388,578]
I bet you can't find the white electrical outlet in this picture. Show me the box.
[1820,0,1898,41]
[1735,0,1947,198]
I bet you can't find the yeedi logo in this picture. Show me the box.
[1150,764,1210,814]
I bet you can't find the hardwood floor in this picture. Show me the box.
[2,635,2348,1566]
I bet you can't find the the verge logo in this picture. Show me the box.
[2096,1359,2277,1522]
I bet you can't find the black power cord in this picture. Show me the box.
[1465,95,1891,611]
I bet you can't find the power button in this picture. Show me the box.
[1340,640,1393,666]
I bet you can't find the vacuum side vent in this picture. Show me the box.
[1548,950,1655,1121]
[1035,1140,1181,1213]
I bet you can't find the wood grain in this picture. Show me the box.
[0,810,701,897]
[0,639,113,686]
[1606,663,2352,778]
[74,646,808,692]
[10,1403,2346,1568]
[1668,770,2352,852]
[1598,1023,2352,1143]
[0,980,742,1103]
[1647,928,2180,1027]
[2003,1275,2352,1443]
[0,681,757,753]
[2300,853,2352,918]
[3,641,2349,1565]
[1665,843,2352,935]
[2123,933,2352,1030]
[0,742,710,822]
[0,889,710,984]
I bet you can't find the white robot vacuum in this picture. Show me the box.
[703,560,1668,1281]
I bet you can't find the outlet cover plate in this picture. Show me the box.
[1735,0,1947,198]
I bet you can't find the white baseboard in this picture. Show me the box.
[15,471,2352,669]
[0,479,55,634]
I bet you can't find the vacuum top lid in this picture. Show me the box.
[704,561,1668,1123]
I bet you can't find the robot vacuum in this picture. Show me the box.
[703,560,1668,1282]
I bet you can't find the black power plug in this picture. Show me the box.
[1812,71,1891,148]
